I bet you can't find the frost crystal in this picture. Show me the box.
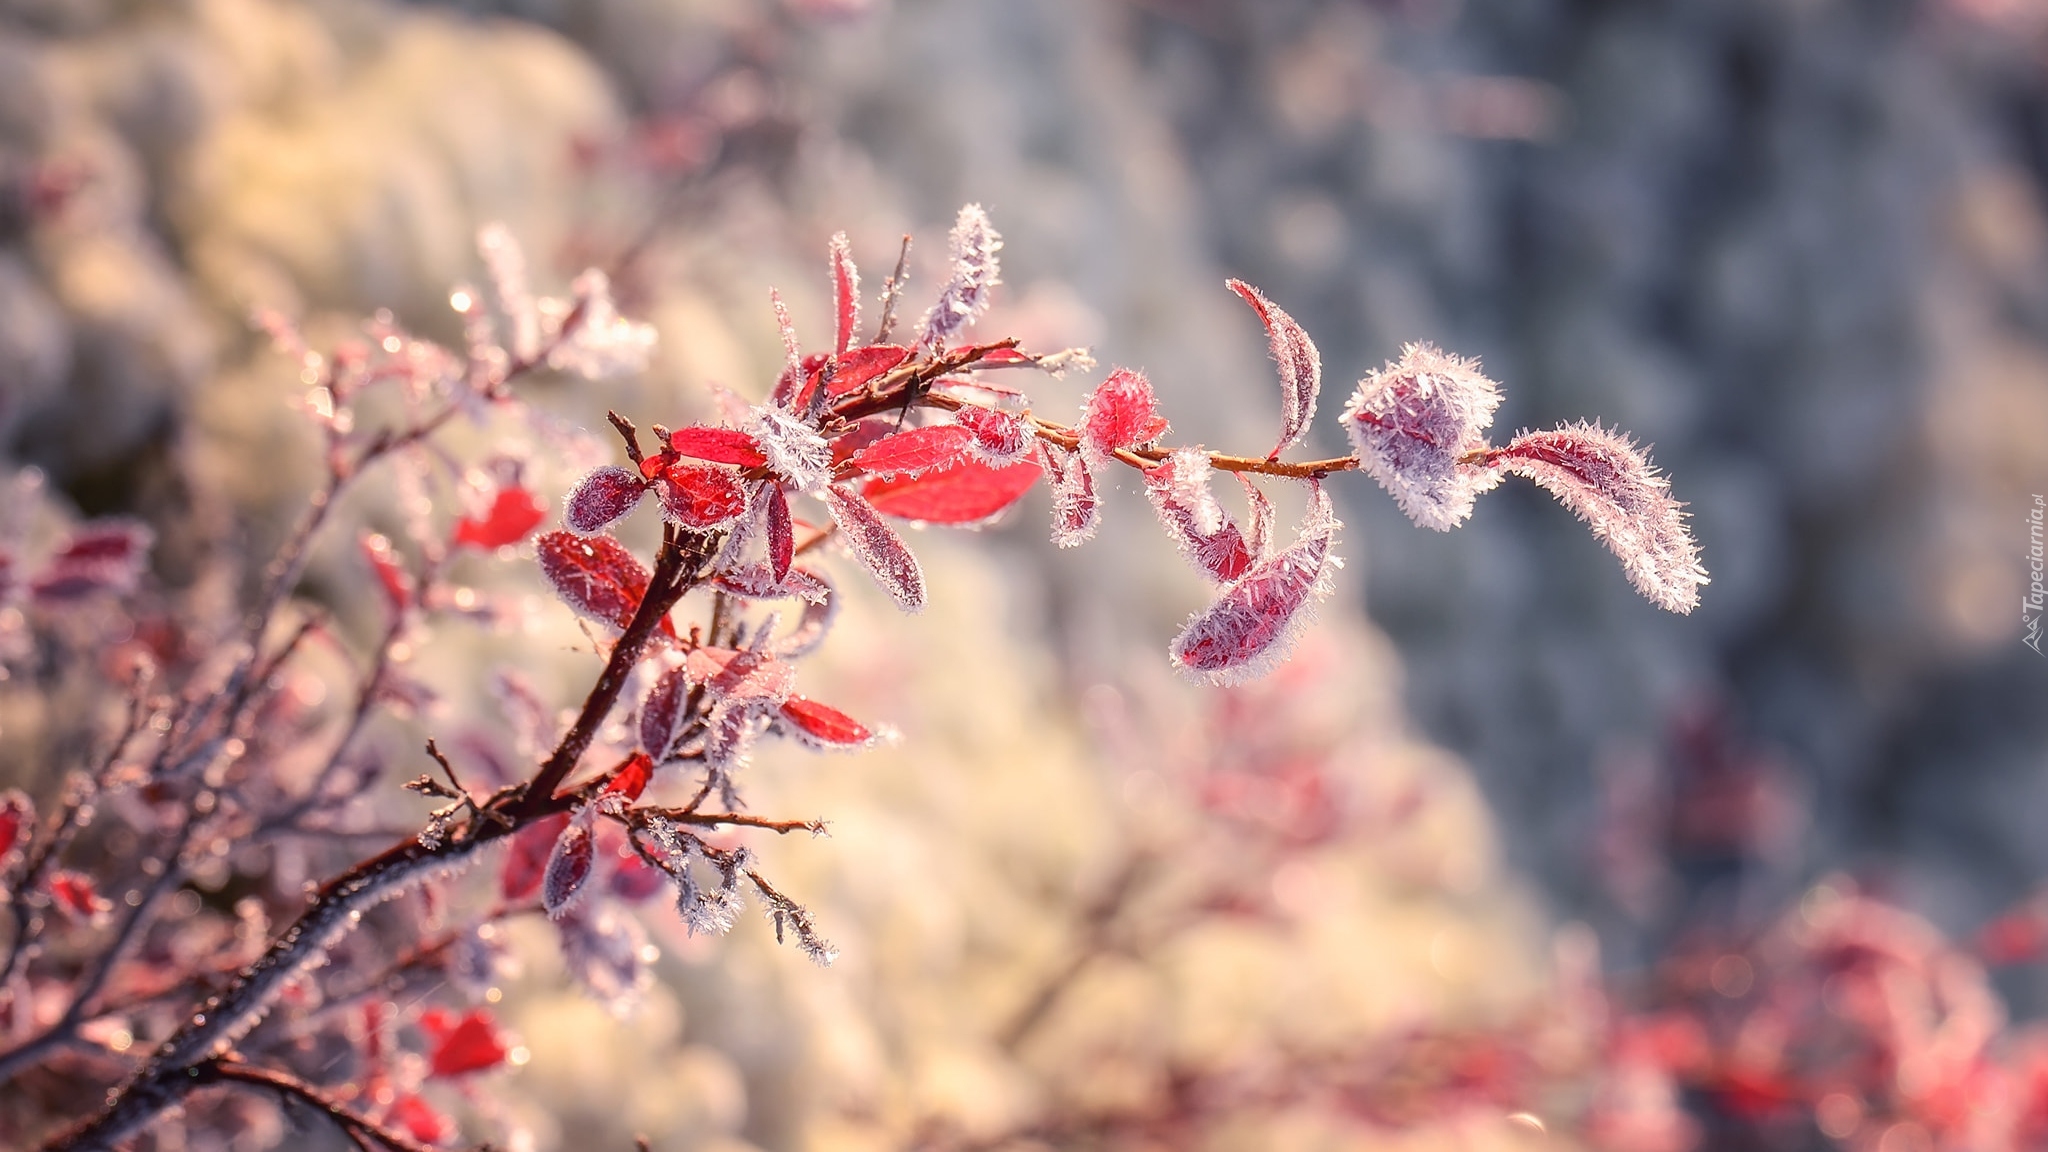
[1080,367,1169,466]
[746,406,833,494]
[1227,280,1322,458]
[1042,443,1100,548]
[477,223,540,364]
[1489,422,1709,613]
[1170,485,1341,686]
[918,203,1002,349]
[823,483,927,612]
[952,404,1034,465]
[564,465,649,536]
[547,270,657,381]
[1342,343,1503,531]
[1143,449,1254,583]
[829,231,861,354]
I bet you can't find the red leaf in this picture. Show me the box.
[1227,279,1322,459]
[829,231,860,354]
[535,531,657,632]
[823,483,926,611]
[420,1008,510,1078]
[668,426,769,468]
[780,696,872,749]
[501,813,570,903]
[974,346,1032,365]
[656,465,749,529]
[0,790,32,863]
[850,425,975,478]
[361,533,413,613]
[1342,342,1502,531]
[454,487,547,549]
[1169,487,1338,685]
[387,1093,455,1146]
[766,483,794,582]
[952,404,1034,464]
[28,519,154,602]
[861,456,1042,526]
[49,870,110,924]
[565,465,649,535]
[828,417,901,466]
[601,751,654,802]
[823,344,911,398]
[1081,367,1168,462]
[1042,443,1099,548]
[713,562,828,603]
[543,813,596,919]
[1143,449,1254,583]
[684,646,796,706]
[638,666,689,759]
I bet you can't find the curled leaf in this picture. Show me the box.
[952,404,1034,465]
[1170,486,1340,686]
[919,203,1002,349]
[1227,279,1322,459]
[1081,367,1169,464]
[1342,342,1503,531]
[829,231,860,354]
[822,483,926,612]
[543,810,598,919]
[1488,422,1708,613]
[565,465,649,536]
[1143,448,1254,583]
[1042,443,1100,548]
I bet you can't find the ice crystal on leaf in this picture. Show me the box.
[655,464,749,529]
[1488,422,1708,613]
[918,203,1002,349]
[639,665,691,760]
[535,530,658,632]
[829,230,860,354]
[1227,280,1322,459]
[1170,485,1341,686]
[477,222,540,364]
[1081,367,1169,466]
[953,404,1034,465]
[822,482,926,612]
[564,465,649,535]
[546,270,657,381]
[542,808,597,919]
[1144,448,1255,583]
[1342,343,1503,531]
[1043,442,1101,548]
[859,456,1042,526]
[746,405,833,494]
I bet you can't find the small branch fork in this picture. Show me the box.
[194,1057,441,1152]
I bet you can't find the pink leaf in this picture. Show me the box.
[1240,474,1275,560]
[656,465,749,529]
[420,1007,511,1078]
[1169,486,1340,685]
[535,531,665,633]
[829,231,860,354]
[360,533,413,614]
[952,404,1034,465]
[766,483,794,582]
[1143,448,1255,583]
[388,1093,455,1146]
[822,483,926,612]
[860,456,1043,525]
[454,487,547,550]
[1488,422,1708,613]
[543,811,597,919]
[1042,443,1100,548]
[1081,367,1169,464]
[501,813,570,902]
[779,696,873,749]
[639,666,690,758]
[918,203,1002,349]
[49,870,111,924]
[565,465,650,535]
[684,646,796,706]
[823,344,912,398]
[850,425,975,478]
[30,519,154,602]
[1227,280,1322,459]
[668,426,769,468]
[1342,342,1503,531]
[0,789,34,865]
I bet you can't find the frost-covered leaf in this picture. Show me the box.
[419,1007,511,1078]
[918,203,1002,349]
[1081,367,1169,464]
[454,486,546,549]
[1144,449,1255,583]
[565,465,649,536]
[823,344,911,398]
[779,696,873,749]
[771,569,839,660]
[360,532,413,614]
[822,483,926,612]
[1489,422,1708,613]
[31,519,155,603]
[849,425,975,478]
[953,404,1034,465]
[638,666,690,759]
[1342,342,1503,531]
[501,813,570,903]
[1170,485,1340,685]
[543,810,597,919]
[752,876,838,966]
[685,646,797,707]
[861,456,1042,526]
[829,231,860,354]
[555,902,653,1015]
[656,464,749,529]
[714,562,828,604]
[765,483,794,582]
[667,426,769,468]
[1042,443,1100,548]
[1227,279,1322,458]
[1240,474,1275,560]
[535,531,660,632]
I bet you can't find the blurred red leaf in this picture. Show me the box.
[601,752,654,803]
[1227,279,1322,458]
[453,487,546,549]
[860,456,1042,526]
[49,870,110,924]
[0,789,31,862]
[419,1007,510,1078]
[360,533,413,613]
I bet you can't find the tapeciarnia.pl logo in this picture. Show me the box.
[2027,494,2045,656]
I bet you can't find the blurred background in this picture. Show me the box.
[3,0,2047,1149]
